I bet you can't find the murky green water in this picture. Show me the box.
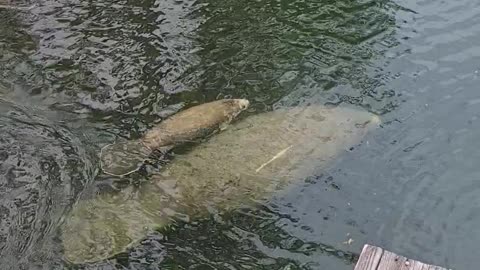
[0,0,479,269]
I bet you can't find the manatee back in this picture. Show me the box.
[142,99,247,149]
[60,188,172,264]
[158,105,380,210]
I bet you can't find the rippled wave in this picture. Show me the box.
[0,0,405,268]
[1,0,400,125]
[0,98,95,269]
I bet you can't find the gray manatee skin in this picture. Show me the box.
[61,105,381,264]
[100,99,249,176]
[142,99,250,150]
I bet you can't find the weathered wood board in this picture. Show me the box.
[354,244,449,270]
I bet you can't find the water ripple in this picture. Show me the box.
[0,98,95,269]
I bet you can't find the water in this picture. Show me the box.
[0,0,479,269]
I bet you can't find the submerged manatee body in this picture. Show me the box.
[62,105,381,264]
[100,99,249,176]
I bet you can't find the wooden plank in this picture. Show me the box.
[354,244,383,270]
[377,249,424,270]
[355,244,449,270]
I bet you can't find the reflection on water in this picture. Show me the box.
[2,0,480,268]
[0,0,399,119]
[187,0,400,114]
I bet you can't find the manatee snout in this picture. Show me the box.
[235,99,250,110]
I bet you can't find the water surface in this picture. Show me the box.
[0,0,479,269]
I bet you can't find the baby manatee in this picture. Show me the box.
[100,99,249,176]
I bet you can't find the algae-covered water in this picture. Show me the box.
[0,0,479,269]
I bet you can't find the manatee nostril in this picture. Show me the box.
[238,99,250,110]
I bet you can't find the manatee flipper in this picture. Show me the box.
[100,140,152,176]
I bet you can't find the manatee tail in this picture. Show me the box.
[100,140,152,176]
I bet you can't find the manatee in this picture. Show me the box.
[61,104,381,264]
[100,99,249,176]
